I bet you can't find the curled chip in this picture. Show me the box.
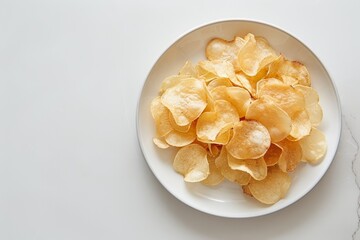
[206,36,245,70]
[196,100,239,141]
[295,85,323,126]
[161,78,207,126]
[248,166,291,205]
[151,32,327,205]
[237,34,278,76]
[264,144,282,166]
[257,78,305,117]
[275,139,303,172]
[246,96,292,142]
[299,128,327,164]
[267,56,311,86]
[150,96,172,137]
[173,144,209,182]
[165,122,197,147]
[226,120,271,159]
[201,155,224,186]
[227,154,267,181]
[215,147,251,185]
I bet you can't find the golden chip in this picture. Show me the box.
[237,34,278,76]
[150,96,172,137]
[275,139,303,172]
[165,122,196,147]
[288,110,312,141]
[245,96,292,142]
[173,144,209,182]
[168,111,191,133]
[215,147,251,185]
[226,120,271,159]
[248,166,291,205]
[227,154,267,181]
[263,144,282,166]
[207,77,233,91]
[196,100,239,141]
[161,78,207,126]
[257,78,305,117]
[295,85,323,126]
[153,137,169,149]
[201,155,224,186]
[299,128,327,164]
[197,128,231,145]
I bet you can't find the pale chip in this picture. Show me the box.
[299,128,327,164]
[161,78,207,126]
[173,144,209,182]
[226,120,271,159]
[245,96,292,142]
[248,166,291,205]
[227,154,267,181]
[275,139,303,172]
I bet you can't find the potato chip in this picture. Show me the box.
[198,128,231,145]
[237,34,278,76]
[257,78,305,117]
[227,154,267,181]
[206,36,245,70]
[168,111,191,133]
[275,139,303,172]
[263,144,282,166]
[179,61,197,77]
[242,185,253,197]
[208,144,220,157]
[226,87,251,118]
[198,60,238,84]
[207,77,233,91]
[226,121,271,159]
[245,96,292,142]
[235,67,269,96]
[161,78,207,126]
[295,85,323,126]
[299,128,327,164]
[248,166,291,204]
[202,155,224,186]
[153,137,169,149]
[165,122,196,147]
[150,96,172,137]
[196,100,239,141]
[215,147,251,185]
[173,144,209,182]
[288,110,311,141]
[267,56,311,86]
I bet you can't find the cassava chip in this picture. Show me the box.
[227,154,267,181]
[173,144,209,182]
[245,96,292,142]
[226,120,271,159]
[161,78,207,126]
[248,166,291,205]
[299,128,327,164]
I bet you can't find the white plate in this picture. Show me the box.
[136,20,341,218]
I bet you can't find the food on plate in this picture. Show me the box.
[150,33,327,205]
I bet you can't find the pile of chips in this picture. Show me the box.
[150,33,327,205]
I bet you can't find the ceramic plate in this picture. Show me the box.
[137,20,341,218]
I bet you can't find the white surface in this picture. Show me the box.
[0,0,359,239]
[137,20,341,218]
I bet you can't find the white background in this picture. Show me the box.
[0,0,359,239]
